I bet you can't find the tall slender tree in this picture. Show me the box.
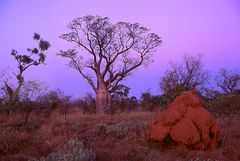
[4,33,50,113]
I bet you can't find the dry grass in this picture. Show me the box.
[0,109,239,161]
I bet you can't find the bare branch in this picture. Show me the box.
[215,69,240,94]
[59,15,161,95]
[58,49,97,92]
[160,54,208,97]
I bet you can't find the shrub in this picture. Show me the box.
[140,93,162,111]
[207,93,240,114]
[189,157,219,161]
[111,85,139,112]
[0,131,50,160]
[81,93,96,114]
[35,90,64,114]
[29,139,96,161]
[72,93,96,114]
[96,122,136,137]
[0,132,30,156]
[111,96,139,113]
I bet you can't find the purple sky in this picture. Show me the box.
[1,0,240,98]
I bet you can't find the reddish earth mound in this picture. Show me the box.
[148,90,220,150]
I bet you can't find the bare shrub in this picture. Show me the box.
[215,69,240,94]
[159,54,208,106]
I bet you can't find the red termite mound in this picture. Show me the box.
[148,90,220,150]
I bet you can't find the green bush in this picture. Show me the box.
[29,139,96,161]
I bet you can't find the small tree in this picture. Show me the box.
[215,69,240,94]
[159,54,208,104]
[128,96,139,107]
[20,80,48,101]
[3,33,50,113]
[111,85,131,112]
[59,95,72,121]
[58,15,161,114]
[19,80,47,125]
[82,93,96,114]
[36,89,64,114]
[206,69,240,114]
[140,92,161,111]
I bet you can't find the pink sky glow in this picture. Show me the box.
[1,0,240,97]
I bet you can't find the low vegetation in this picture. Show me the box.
[0,109,239,161]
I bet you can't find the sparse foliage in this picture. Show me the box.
[215,69,240,94]
[82,93,96,114]
[205,69,240,114]
[20,80,47,125]
[159,54,208,104]
[29,139,96,161]
[207,93,240,114]
[111,85,136,112]
[96,122,136,137]
[36,89,65,114]
[112,85,130,99]
[59,95,72,120]
[20,80,48,101]
[140,92,161,111]
[58,15,161,114]
[3,33,50,114]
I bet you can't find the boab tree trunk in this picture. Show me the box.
[96,79,111,114]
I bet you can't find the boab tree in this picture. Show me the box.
[58,15,161,114]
